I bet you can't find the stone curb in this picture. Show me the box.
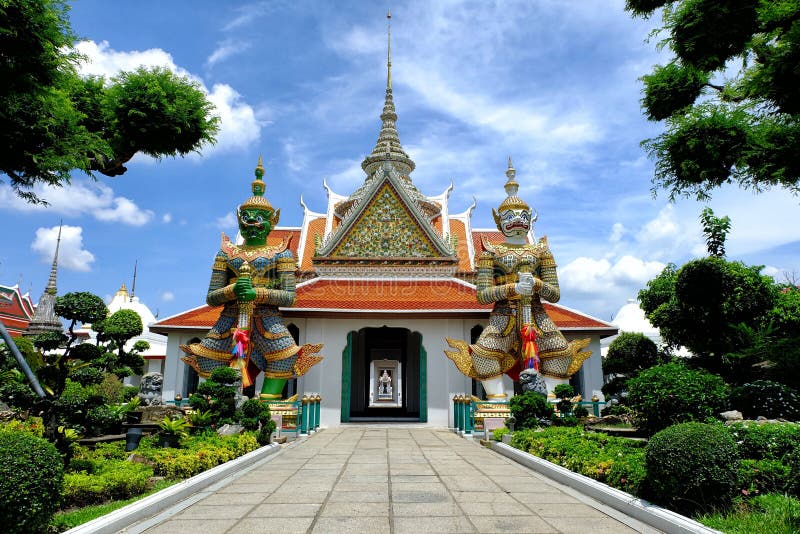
[63,442,281,534]
[490,442,722,534]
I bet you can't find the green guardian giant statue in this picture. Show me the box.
[445,159,591,398]
[181,157,322,399]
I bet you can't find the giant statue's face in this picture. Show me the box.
[238,208,273,244]
[498,208,531,238]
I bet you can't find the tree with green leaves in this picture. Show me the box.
[699,207,731,257]
[638,257,778,380]
[626,0,800,200]
[0,0,219,203]
[602,332,667,398]
[93,308,147,378]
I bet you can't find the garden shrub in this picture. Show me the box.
[600,402,633,417]
[122,385,140,401]
[626,363,729,435]
[553,383,574,399]
[737,458,793,496]
[62,461,151,507]
[0,379,37,411]
[0,430,64,534]
[726,422,800,461]
[510,426,647,495]
[70,366,104,387]
[730,380,800,420]
[786,447,800,497]
[239,398,271,431]
[645,422,739,515]
[573,405,589,418]
[509,391,554,429]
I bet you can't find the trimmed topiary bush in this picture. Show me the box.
[730,380,800,420]
[0,430,64,533]
[509,391,554,430]
[626,363,730,435]
[645,422,739,515]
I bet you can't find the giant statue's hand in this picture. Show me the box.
[234,277,257,301]
[515,272,533,296]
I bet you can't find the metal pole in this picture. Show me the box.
[0,322,46,398]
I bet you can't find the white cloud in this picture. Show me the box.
[216,212,237,231]
[0,180,153,226]
[74,40,260,155]
[206,39,251,68]
[161,291,175,302]
[206,84,260,152]
[283,138,307,172]
[162,213,172,223]
[31,225,95,272]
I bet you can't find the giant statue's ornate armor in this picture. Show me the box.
[181,157,322,398]
[445,160,590,395]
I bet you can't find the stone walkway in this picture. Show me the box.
[130,427,661,534]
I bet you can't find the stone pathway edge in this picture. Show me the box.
[490,441,722,534]
[62,441,284,534]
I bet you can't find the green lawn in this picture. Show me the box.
[698,494,800,534]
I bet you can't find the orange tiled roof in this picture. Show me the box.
[299,217,326,271]
[294,279,490,311]
[151,279,615,332]
[448,219,472,272]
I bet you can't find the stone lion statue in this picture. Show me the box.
[138,372,164,406]
[519,368,548,397]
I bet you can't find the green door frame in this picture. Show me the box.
[340,328,427,422]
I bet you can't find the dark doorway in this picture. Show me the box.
[346,326,423,421]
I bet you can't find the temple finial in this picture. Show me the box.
[130,259,138,300]
[506,156,516,180]
[45,222,62,296]
[255,154,265,180]
[387,10,392,90]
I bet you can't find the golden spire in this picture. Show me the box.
[387,9,392,90]
[255,154,265,180]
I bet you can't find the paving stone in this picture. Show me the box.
[392,502,464,516]
[469,514,558,533]
[451,490,516,504]
[217,482,283,494]
[265,490,330,503]
[333,481,388,492]
[393,515,476,534]
[174,504,254,519]
[528,502,609,518]
[230,517,314,533]
[328,489,390,502]
[542,516,641,533]
[142,519,236,534]
[440,475,500,492]
[463,502,537,516]
[198,491,270,505]
[321,501,389,516]
[509,491,581,505]
[311,516,390,533]
[247,502,322,517]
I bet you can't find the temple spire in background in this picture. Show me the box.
[24,222,64,337]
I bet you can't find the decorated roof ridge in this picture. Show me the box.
[316,166,455,259]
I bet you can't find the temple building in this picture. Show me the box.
[0,284,35,337]
[152,25,616,426]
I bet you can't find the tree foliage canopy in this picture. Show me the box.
[0,0,219,203]
[627,0,800,199]
[638,256,779,378]
[604,332,662,376]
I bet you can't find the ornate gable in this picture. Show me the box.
[332,181,437,257]
[313,164,458,276]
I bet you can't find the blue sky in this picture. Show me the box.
[1,0,798,322]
